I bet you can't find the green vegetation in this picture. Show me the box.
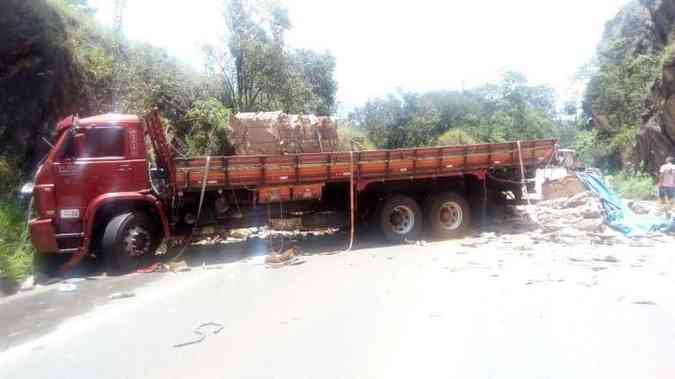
[350,71,568,149]
[607,173,656,200]
[436,129,478,146]
[582,42,662,169]
[335,122,376,151]
[0,200,33,283]
[0,157,32,283]
[204,0,337,114]
[178,98,233,156]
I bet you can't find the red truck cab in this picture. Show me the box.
[30,114,168,274]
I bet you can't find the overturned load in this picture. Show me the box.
[541,175,586,200]
[230,112,338,155]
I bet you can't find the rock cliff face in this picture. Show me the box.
[595,0,675,173]
[640,57,675,174]
[0,0,87,173]
[600,0,668,57]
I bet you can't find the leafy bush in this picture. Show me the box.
[351,71,559,149]
[583,38,663,168]
[607,172,656,200]
[436,129,478,146]
[573,130,611,168]
[0,157,22,196]
[336,123,375,151]
[178,98,232,156]
[0,200,33,283]
[0,156,32,283]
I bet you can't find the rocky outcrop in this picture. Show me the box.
[0,0,86,173]
[638,8,675,174]
[599,0,665,58]
[592,0,675,173]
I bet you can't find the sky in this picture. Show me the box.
[89,0,630,112]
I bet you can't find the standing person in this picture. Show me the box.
[658,156,675,205]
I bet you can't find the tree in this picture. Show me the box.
[582,37,663,169]
[177,98,232,155]
[351,71,561,149]
[436,129,478,146]
[60,0,96,15]
[205,0,337,114]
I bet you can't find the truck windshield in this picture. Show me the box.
[59,127,126,160]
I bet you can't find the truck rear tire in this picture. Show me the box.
[379,195,423,243]
[102,212,159,274]
[425,192,471,239]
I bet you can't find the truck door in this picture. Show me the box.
[51,126,147,233]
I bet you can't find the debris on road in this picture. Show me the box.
[136,262,165,274]
[265,247,305,268]
[168,260,191,273]
[19,276,35,292]
[57,278,85,292]
[58,282,78,292]
[595,255,619,263]
[632,300,657,306]
[173,322,224,348]
[108,292,136,300]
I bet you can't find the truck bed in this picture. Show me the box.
[173,139,557,191]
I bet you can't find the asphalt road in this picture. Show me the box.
[2,234,675,379]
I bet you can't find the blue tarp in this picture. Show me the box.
[576,172,675,236]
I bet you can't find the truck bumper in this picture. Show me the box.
[29,218,58,253]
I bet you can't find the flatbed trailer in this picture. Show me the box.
[27,111,558,276]
[174,140,554,191]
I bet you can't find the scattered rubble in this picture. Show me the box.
[108,292,135,300]
[265,247,305,268]
[19,276,35,292]
[167,260,191,273]
[58,282,78,292]
[465,189,674,250]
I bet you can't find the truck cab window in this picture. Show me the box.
[57,127,126,162]
[79,127,125,158]
[58,132,77,161]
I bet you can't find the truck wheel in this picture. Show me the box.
[380,195,423,243]
[102,212,158,274]
[425,192,471,239]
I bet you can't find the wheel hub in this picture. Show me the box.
[124,226,151,257]
[389,205,415,235]
[439,201,462,231]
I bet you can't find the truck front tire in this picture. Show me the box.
[425,192,471,239]
[379,195,423,243]
[102,212,159,274]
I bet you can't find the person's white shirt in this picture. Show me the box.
[659,162,675,187]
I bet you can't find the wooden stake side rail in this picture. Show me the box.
[173,139,557,191]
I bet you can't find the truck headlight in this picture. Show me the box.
[20,182,34,198]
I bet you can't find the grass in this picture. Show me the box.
[607,172,657,200]
[0,199,33,283]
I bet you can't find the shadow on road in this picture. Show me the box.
[179,227,391,269]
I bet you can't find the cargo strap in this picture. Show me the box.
[169,156,211,262]
[517,141,541,225]
[196,156,211,224]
